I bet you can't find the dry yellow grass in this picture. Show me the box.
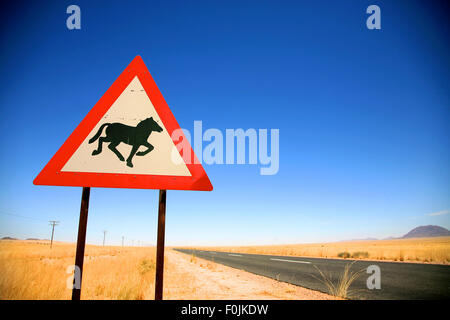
[0,240,156,300]
[313,261,364,299]
[190,237,450,264]
[0,240,336,300]
[3,237,448,300]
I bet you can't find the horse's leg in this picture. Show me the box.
[92,137,110,155]
[136,142,154,156]
[126,144,140,168]
[108,141,125,161]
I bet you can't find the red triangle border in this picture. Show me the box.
[33,56,213,191]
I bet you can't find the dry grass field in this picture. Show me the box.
[2,237,448,299]
[0,240,156,300]
[191,237,450,264]
[0,240,335,300]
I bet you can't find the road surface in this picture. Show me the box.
[175,249,450,300]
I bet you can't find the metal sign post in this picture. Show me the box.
[155,189,167,300]
[72,187,90,300]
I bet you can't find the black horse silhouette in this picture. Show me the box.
[88,117,163,168]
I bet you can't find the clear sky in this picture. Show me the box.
[0,0,448,246]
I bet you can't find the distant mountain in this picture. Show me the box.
[337,237,378,242]
[382,236,399,240]
[402,225,450,238]
[350,237,378,241]
[1,236,18,240]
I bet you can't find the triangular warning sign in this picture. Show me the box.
[34,56,212,191]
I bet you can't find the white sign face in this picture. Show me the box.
[62,77,191,176]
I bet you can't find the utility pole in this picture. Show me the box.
[49,221,59,249]
[102,230,107,246]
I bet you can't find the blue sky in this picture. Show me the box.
[0,0,448,246]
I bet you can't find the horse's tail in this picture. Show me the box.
[88,123,110,144]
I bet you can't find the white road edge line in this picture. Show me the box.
[228,254,243,257]
[270,258,311,264]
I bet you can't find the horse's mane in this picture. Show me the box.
[136,118,152,128]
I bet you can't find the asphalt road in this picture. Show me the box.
[175,248,450,300]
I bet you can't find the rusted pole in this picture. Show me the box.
[72,187,90,300]
[155,189,167,300]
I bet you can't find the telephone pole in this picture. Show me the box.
[102,230,107,246]
[49,221,59,249]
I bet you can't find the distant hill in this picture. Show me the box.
[349,237,378,241]
[402,225,450,238]
[382,236,399,240]
[1,236,18,240]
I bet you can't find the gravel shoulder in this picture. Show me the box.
[163,249,337,300]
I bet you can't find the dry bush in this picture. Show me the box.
[313,261,364,299]
[351,251,369,259]
[337,252,351,259]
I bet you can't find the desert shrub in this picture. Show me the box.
[337,252,351,259]
[313,261,364,299]
[139,259,154,275]
[351,251,369,259]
